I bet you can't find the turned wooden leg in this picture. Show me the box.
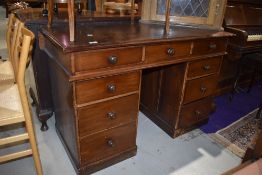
[38,110,53,131]
[31,88,53,131]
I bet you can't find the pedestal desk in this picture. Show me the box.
[40,21,232,174]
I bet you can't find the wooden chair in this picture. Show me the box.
[0,25,43,175]
[230,53,262,101]
[48,0,75,41]
[0,13,24,84]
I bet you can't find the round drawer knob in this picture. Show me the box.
[195,110,201,116]
[200,86,207,93]
[108,56,118,65]
[107,139,115,147]
[107,112,116,120]
[209,43,217,49]
[167,48,175,56]
[203,65,211,71]
[107,84,116,93]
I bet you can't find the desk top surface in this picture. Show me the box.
[42,21,233,53]
[15,8,140,24]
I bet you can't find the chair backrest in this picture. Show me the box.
[6,14,25,71]
[6,13,15,56]
[14,26,35,137]
[13,26,35,84]
[10,21,25,79]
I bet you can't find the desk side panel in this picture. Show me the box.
[48,53,80,167]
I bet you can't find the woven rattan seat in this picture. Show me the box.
[0,84,24,126]
[0,61,15,83]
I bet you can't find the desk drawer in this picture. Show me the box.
[74,47,143,72]
[75,71,140,105]
[187,57,221,79]
[78,94,139,137]
[183,75,217,104]
[80,122,136,164]
[145,41,191,63]
[192,38,227,56]
[179,98,215,128]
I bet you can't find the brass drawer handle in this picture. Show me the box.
[167,47,175,56]
[108,56,118,65]
[195,110,201,116]
[200,86,207,93]
[107,139,115,147]
[209,43,217,49]
[203,65,211,71]
[107,84,116,93]
[107,112,116,120]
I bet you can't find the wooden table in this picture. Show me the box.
[40,21,232,174]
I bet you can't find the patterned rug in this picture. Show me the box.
[210,108,262,158]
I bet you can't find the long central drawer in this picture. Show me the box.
[75,71,140,105]
[145,41,191,63]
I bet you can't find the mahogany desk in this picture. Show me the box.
[41,21,232,174]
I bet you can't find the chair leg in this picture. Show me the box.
[26,117,43,175]
[256,106,262,119]
[247,68,257,93]
[229,60,243,101]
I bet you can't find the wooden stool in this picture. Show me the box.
[230,53,262,100]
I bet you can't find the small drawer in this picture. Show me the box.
[74,47,143,72]
[183,75,217,104]
[78,94,139,137]
[179,98,215,128]
[187,57,221,78]
[75,71,140,105]
[192,38,227,56]
[80,122,137,164]
[145,41,191,63]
